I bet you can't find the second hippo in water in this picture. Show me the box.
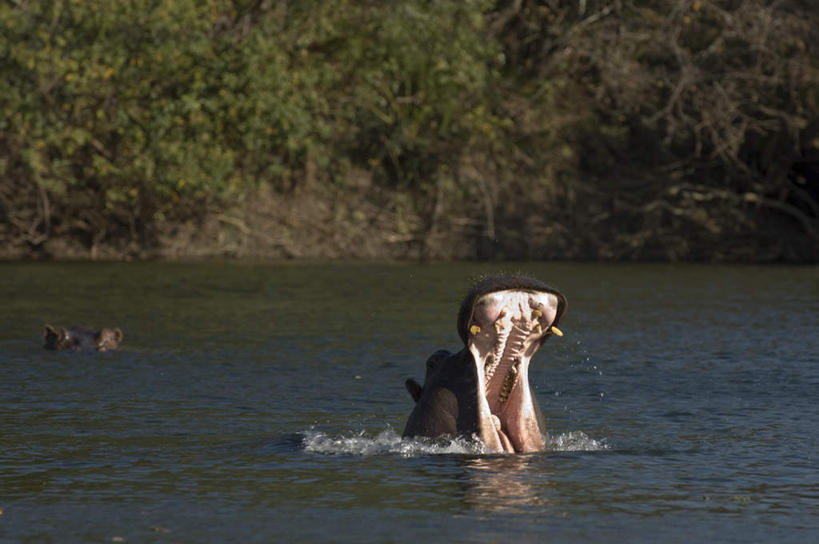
[43,325,124,352]
[403,275,567,453]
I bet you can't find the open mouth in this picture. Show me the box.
[465,289,563,452]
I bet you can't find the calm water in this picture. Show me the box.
[1,262,817,543]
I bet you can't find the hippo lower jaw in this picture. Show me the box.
[467,289,561,453]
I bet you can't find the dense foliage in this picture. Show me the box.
[1,0,817,260]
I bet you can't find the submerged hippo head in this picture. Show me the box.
[403,275,567,453]
[94,327,124,351]
[43,325,124,352]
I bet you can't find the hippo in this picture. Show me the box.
[42,325,123,352]
[403,275,567,453]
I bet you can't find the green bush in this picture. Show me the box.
[1,0,503,250]
[1,0,816,260]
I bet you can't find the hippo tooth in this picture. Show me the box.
[498,382,510,402]
[499,358,521,403]
[494,310,507,333]
[499,375,514,402]
[470,325,481,335]
[484,353,496,376]
[532,309,542,318]
[534,323,542,333]
[484,352,501,384]
[550,325,564,336]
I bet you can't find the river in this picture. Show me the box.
[1,262,817,542]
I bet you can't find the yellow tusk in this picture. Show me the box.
[532,309,542,318]
[470,325,481,335]
[550,326,564,337]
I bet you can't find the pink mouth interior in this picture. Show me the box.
[467,290,560,452]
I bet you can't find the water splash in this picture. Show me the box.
[302,428,608,456]
[302,428,487,456]
[547,430,609,452]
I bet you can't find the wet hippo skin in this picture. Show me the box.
[43,325,124,352]
[403,275,567,453]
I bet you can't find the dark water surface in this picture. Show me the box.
[1,262,817,543]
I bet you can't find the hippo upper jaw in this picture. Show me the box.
[466,288,563,453]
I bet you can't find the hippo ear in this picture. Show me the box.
[113,328,123,342]
[405,379,423,403]
[43,325,65,340]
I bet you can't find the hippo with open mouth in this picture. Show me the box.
[403,275,567,453]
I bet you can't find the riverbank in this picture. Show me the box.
[3,179,815,263]
[2,1,816,263]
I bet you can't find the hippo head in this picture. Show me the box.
[42,325,75,351]
[403,275,567,453]
[95,328,124,351]
[43,325,124,351]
